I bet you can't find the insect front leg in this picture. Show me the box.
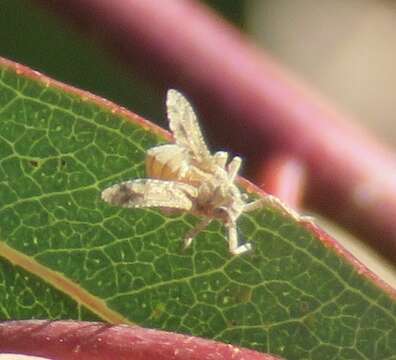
[227,156,242,181]
[183,218,212,249]
[213,151,228,168]
[227,221,251,255]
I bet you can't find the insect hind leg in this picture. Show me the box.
[227,222,251,255]
[183,218,212,249]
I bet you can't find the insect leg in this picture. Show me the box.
[243,199,263,213]
[183,218,212,249]
[244,195,302,221]
[213,151,228,168]
[227,156,242,181]
[227,222,251,255]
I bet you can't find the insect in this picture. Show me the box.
[102,89,299,255]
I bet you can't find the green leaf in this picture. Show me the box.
[0,59,395,360]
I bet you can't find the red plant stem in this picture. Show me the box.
[34,0,396,261]
[0,321,281,360]
[256,155,306,210]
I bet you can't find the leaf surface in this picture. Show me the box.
[0,59,395,360]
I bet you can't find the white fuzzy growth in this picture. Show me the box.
[102,89,302,255]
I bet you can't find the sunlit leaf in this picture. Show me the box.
[0,59,395,360]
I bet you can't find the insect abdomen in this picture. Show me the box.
[146,144,187,181]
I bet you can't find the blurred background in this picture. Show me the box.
[2,0,396,147]
[1,0,395,283]
[248,0,396,148]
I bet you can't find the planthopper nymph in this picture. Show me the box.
[102,90,299,255]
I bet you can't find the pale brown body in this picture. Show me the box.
[102,90,300,255]
[146,144,207,187]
